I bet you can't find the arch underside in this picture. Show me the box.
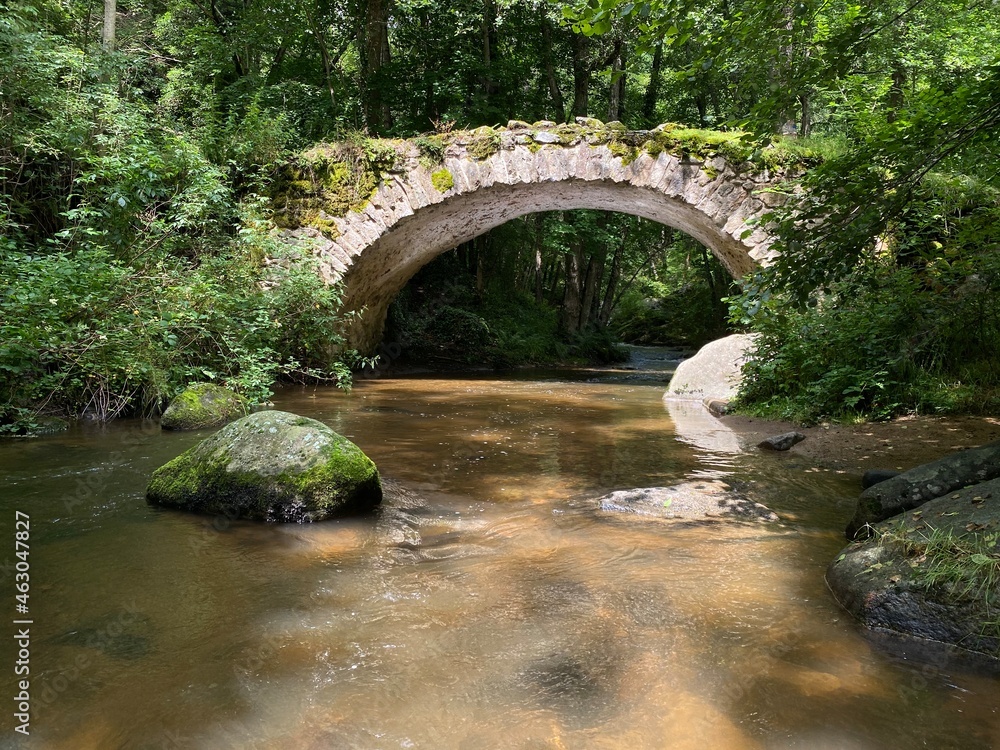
[338,177,761,354]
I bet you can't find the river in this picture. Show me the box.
[1,351,998,749]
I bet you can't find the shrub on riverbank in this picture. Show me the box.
[730,268,1000,423]
[0,217,355,434]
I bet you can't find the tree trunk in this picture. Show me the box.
[314,28,337,113]
[607,39,625,122]
[799,93,811,137]
[482,0,497,100]
[541,18,566,122]
[581,256,603,328]
[571,34,590,118]
[887,63,906,123]
[475,241,485,297]
[421,10,435,123]
[533,216,545,304]
[599,231,626,325]
[362,0,393,133]
[102,0,116,51]
[695,94,707,128]
[561,244,582,334]
[547,260,563,304]
[641,42,663,126]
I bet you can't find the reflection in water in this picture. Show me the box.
[1,373,998,749]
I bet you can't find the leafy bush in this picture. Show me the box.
[731,260,1000,423]
[0,208,354,434]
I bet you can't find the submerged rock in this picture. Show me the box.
[596,482,778,523]
[147,411,382,522]
[160,382,248,431]
[846,440,1000,538]
[758,431,806,452]
[828,479,1000,661]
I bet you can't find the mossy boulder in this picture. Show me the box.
[828,479,1000,661]
[160,383,249,431]
[146,411,382,522]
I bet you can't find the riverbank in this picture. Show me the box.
[721,412,1000,476]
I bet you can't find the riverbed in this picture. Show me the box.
[1,360,998,748]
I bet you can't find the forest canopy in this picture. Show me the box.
[1,0,999,429]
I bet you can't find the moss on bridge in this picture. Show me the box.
[270,119,822,239]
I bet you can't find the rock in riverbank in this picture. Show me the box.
[160,382,248,430]
[846,440,1000,538]
[758,431,806,451]
[664,333,757,402]
[147,411,382,522]
[828,480,1000,661]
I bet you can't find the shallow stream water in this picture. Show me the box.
[1,351,998,749]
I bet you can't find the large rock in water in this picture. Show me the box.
[846,440,1000,538]
[160,382,248,430]
[828,479,1000,661]
[147,411,382,522]
[664,333,757,402]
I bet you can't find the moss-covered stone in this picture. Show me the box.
[160,383,249,431]
[431,168,455,192]
[554,123,584,145]
[147,410,382,522]
[414,134,446,165]
[608,139,639,165]
[269,140,396,231]
[643,139,665,158]
[466,131,502,160]
[269,124,817,233]
[828,479,1000,661]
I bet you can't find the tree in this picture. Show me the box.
[102,0,115,50]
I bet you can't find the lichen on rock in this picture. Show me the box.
[147,410,382,522]
[160,382,248,431]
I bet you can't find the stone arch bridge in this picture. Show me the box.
[273,120,799,353]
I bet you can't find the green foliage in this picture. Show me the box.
[414,135,447,166]
[730,244,1000,423]
[763,71,1000,302]
[0,2,358,433]
[0,217,354,432]
[387,248,627,368]
[609,224,735,347]
[613,280,728,347]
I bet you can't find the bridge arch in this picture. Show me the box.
[276,122,789,353]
